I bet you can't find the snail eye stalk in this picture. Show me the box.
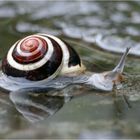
[105,47,130,81]
[86,47,131,91]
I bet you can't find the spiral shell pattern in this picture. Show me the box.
[13,36,48,64]
[2,34,83,81]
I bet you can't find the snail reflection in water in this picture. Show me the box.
[10,88,71,122]
[0,33,130,94]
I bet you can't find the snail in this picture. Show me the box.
[0,33,130,94]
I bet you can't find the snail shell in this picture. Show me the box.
[2,34,85,82]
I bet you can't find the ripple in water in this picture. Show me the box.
[2,1,140,56]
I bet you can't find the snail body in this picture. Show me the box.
[0,33,130,93]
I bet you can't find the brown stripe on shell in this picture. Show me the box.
[41,35,81,67]
[63,41,81,67]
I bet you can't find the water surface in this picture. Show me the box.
[0,1,140,139]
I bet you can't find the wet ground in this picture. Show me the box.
[0,1,140,139]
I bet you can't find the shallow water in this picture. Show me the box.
[0,1,140,139]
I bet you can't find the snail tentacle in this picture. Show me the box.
[111,47,130,74]
[85,47,130,91]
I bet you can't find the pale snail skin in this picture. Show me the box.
[0,33,130,93]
